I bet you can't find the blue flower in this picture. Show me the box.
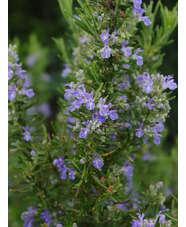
[132,48,143,65]
[135,122,144,138]
[132,0,152,26]
[100,29,110,42]
[61,63,72,78]
[131,213,145,227]
[59,166,68,180]
[142,72,153,93]
[65,83,96,111]
[79,36,90,43]
[97,98,112,116]
[41,209,52,226]
[8,84,16,100]
[93,154,103,169]
[132,0,142,9]
[86,92,95,110]
[79,120,90,138]
[24,88,35,98]
[100,31,112,59]
[23,126,31,141]
[147,98,155,110]
[69,168,76,179]
[122,161,133,179]
[53,157,65,168]
[159,214,166,224]
[115,204,128,210]
[21,206,37,227]
[139,14,152,26]
[16,63,27,79]
[8,63,13,80]
[123,64,130,69]
[109,110,118,120]
[121,40,132,57]
[101,44,111,59]
[92,112,106,123]
[156,181,163,188]
[162,75,177,90]
[22,80,35,98]
[151,122,164,145]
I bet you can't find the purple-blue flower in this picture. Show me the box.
[131,213,145,227]
[59,166,68,180]
[139,14,152,26]
[68,168,76,179]
[21,206,37,227]
[115,204,128,210]
[66,83,96,112]
[156,181,163,188]
[135,122,144,138]
[41,209,52,226]
[93,154,103,169]
[100,29,110,42]
[151,122,164,145]
[79,36,90,43]
[132,0,152,26]
[23,126,31,141]
[142,72,154,93]
[132,48,143,65]
[162,75,177,90]
[101,43,111,59]
[22,80,35,98]
[132,0,142,9]
[79,120,90,138]
[97,98,113,117]
[159,214,166,224]
[86,92,95,110]
[123,64,130,69]
[61,63,72,78]
[93,112,106,124]
[8,63,13,80]
[121,40,132,57]
[38,103,51,117]
[122,161,133,179]
[23,88,35,98]
[109,110,118,120]
[16,64,27,79]
[8,84,16,100]
[53,157,65,168]
[147,98,155,110]
[100,31,111,59]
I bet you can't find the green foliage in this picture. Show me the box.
[8,0,178,226]
[139,1,178,71]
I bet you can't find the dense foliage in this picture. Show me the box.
[8,0,178,226]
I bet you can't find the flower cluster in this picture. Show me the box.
[53,157,76,180]
[21,207,64,227]
[99,28,144,66]
[133,72,177,144]
[21,206,37,227]
[41,209,52,226]
[8,45,35,101]
[131,212,172,227]
[131,0,152,26]
[64,82,118,138]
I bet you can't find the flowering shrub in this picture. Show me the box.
[8,0,178,226]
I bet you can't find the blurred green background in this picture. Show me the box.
[8,0,178,226]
